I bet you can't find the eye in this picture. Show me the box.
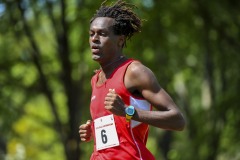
[100,32,107,36]
[89,32,94,37]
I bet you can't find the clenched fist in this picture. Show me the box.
[79,120,92,142]
[104,89,126,117]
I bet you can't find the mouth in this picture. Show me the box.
[91,45,100,54]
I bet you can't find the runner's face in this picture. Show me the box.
[89,17,122,64]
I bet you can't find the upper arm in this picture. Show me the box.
[125,61,177,111]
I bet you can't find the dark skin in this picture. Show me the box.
[79,17,185,142]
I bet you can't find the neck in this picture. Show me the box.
[100,56,125,71]
[97,56,126,85]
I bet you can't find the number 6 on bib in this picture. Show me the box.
[94,114,120,150]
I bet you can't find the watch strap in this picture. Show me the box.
[126,114,132,122]
[125,105,135,122]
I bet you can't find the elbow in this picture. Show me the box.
[176,118,185,131]
[167,110,186,131]
[175,113,186,131]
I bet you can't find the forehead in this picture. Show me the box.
[90,17,115,30]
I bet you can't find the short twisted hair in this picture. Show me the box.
[90,0,142,46]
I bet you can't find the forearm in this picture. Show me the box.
[132,108,185,131]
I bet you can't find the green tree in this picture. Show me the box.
[0,0,239,160]
[0,0,98,159]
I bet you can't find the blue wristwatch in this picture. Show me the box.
[125,105,135,122]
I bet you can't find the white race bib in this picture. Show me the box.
[94,114,119,150]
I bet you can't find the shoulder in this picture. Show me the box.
[125,60,159,90]
[127,61,155,80]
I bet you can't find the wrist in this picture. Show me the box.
[125,105,135,122]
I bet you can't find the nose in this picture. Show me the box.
[91,33,99,42]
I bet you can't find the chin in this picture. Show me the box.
[92,55,101,61]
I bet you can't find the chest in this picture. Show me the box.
[90,74,123,118]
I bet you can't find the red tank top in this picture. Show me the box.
[90,59,155,160]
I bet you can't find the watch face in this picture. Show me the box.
[126,106,135,116]
[128,108,134,115]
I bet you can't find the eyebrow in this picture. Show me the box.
[89,28,110,34]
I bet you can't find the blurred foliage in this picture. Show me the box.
[0,0,239,160]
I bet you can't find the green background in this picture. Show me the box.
[0,0,239,160]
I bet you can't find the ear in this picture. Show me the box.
[118,35,126,48]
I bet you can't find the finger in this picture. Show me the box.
[105,105,112,110]
[79,124,90,130]
[109,88,115,93]
[80,132,92,141]
[79,124,85,129]
[79,131,92,138]
[79,129,86,133]
[79,132,91,137]
[81,137,91,142]
[107,93,118,100]
[86,120,91,125]
[106,92,114,97]
[104,98,114,106]
[79,120,92,129]
[81,135,91,141]
[105,95,113,101]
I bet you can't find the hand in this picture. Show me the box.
[79,120,92,142]
[104,89,126,117]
